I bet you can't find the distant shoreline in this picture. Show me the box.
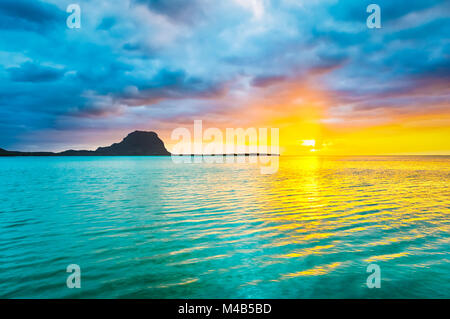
[0,130,282,157]
[0,153,280,157]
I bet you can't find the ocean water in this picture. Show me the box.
[0,156,448,299]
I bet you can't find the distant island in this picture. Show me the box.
[0,131,171,156]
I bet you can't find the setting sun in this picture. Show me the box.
[301,140,316,147]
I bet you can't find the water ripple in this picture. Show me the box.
[0,156,448,298]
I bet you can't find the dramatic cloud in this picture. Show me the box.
[133,0,207,24]
[0,0,448,152]
[8,62,65,82]
[0,0,63,32]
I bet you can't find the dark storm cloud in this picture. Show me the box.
[8,62,65,82]
[0,0,64,32]
[133,0,206,24]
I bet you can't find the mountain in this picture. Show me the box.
[0,131,171,156]
[95,131,170,155]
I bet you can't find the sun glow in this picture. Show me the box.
[301,140,316,147]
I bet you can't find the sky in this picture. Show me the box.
[0,0,449,155]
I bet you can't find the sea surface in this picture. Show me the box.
[0,156,448,298]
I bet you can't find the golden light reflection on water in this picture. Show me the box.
[233,156,449,286]
[1,156,448,298]
[281,262,343,279]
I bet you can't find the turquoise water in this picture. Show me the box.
[0,156,448,298]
